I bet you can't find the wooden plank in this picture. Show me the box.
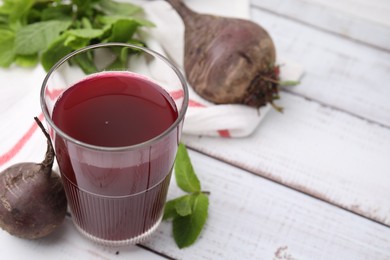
[247,6,390,128]
[286,0,390,27]
[142,150,390,259]
[182,93,390,226]
[0,218,165,259]
[250,0,390,51]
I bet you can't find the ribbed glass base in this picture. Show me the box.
[73,216,162,247]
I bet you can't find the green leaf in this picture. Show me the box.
[279,80,300,87]
[71,51,98,74]
[103,57,121,71]
[97,16,154,44]
[66,28,104,39]
[173,193,209,248]
[81,17,93,29]
[119,46,130,66]
[0,28,15,67]
[163,198,180,220]
[15,53,38,67]
[105,19,139,42]
[174,143,201,193]
[41,34,73,72]
[164,194,196,220]
[63,28,104,49]
[0,1,12,14]
[26,8,43,24]
[71,0,97,14]
[0,0,34,25]
[15,20,71,55]
[175,194,195,217]
[98,15,155,28]
[40,4,73,21]
[96,0,143,16]
[108,46,130,69]
[64,35,90,49]
[0,14,9,24]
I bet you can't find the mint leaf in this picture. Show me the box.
[41,4,73,21]
[0,14,7,24]
[15,20,71,55]
[165,143,210,248]
[106,19,140,42]
[41,34,73,71]
[63,28,104,48]
[71,0,91,10]
[164,194,194,220]
[96,0,143,16]
[104,42,145,71]
[163,198,180,220]
[0,27,15,67]
[0,0,34,26]
[64,35,90,50]
[98,15,155,28]
[66,28,104,39]
[174,143,201,193]
[175,194,195,217]
[15,53,38,67]
[111,46,131,69]
[71,51,98,74]
[173,193,209,248]
[81,17,93,29]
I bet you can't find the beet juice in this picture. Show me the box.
[52,71,179,244]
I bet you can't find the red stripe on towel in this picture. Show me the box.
[217,130,231,138]
[0,113,45,167]
[169,90,232,137]
[45,88,62,100]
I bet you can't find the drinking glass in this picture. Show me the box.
[40,43,188,246]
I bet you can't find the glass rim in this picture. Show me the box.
[40,42,189,152]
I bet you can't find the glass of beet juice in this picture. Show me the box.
[40,43,188,246]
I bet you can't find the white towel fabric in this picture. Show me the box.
[0,0,303,170]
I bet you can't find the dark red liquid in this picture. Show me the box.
[52,72,179,242]
[53,72,177,147]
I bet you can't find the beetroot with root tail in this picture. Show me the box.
[166,0,283,111]
[0,117,67,239]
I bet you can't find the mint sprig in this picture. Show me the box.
[0,0,154,72]
[164,143,209,249]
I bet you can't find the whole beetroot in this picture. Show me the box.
[0,117,67,239]
[166,0,282,111]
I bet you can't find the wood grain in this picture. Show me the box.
[142,150,390,260]
[249,6,390,128]
[183,93,390,226]
[251,0,390,51]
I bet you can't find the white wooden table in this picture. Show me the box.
[1,0,390,259]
